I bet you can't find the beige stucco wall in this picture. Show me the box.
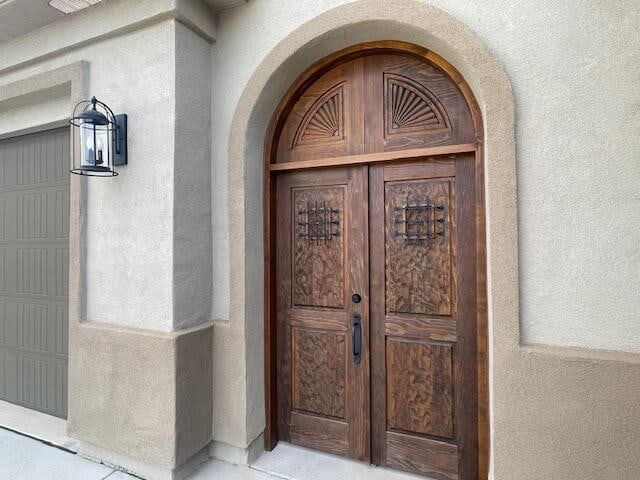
[68,321,213,468]
[211,0,640,478]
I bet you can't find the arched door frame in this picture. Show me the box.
[263,41,488,477]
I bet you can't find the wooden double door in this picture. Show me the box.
[270,46,482,480]
[276,156,477,480]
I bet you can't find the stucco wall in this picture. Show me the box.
[0,84,70,138]
[173,22,214,330]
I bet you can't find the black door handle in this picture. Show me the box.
[352,313,361,365]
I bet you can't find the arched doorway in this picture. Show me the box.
[264,42,487,480]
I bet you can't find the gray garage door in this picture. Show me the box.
[0,128,69,418]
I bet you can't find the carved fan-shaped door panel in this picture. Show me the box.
[363,54,475,152]
[277,58,365,163]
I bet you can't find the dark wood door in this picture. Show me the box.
[276,166,370,460]
[273,47,481,479]
[370,156,478,480]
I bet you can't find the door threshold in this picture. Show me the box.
[250,442,433,480]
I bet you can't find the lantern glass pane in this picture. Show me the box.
[79,121,109,170]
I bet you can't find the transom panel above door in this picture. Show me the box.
[275,52,475,163]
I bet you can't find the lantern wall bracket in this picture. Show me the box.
[113,114,128,166]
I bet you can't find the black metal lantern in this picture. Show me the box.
[70,96,127,177]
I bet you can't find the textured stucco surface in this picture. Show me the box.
[173,22,214,330]
[496,346,640,480]
[0,0,64,43]
[79,21,177,331]
[0,0,216,74]
[67,321,213,469]
[0,84,69,137]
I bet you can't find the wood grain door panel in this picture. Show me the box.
[384,178,453,316]
[292,185,346,308]
[386,338,454,439]
[370,155,478,480]
[386,431,459,480]
[276,166,369,461]
[292,328,346,418]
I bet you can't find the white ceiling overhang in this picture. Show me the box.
[0,0,65,43]
[0,0,247,44]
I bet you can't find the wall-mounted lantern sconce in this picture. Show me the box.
[70,96,127,177]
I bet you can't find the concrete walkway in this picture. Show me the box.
[0,427,136,480]
[0,427,427,480]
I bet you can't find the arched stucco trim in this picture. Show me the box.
[223,1,517,477]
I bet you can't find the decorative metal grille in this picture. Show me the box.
[297,201,340,243]
[393,196,446,241]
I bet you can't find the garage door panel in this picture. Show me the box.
[1,192,67,241]
[0,247,68,298]
[53,247,69,297]
[0,196,5,240]
[16,191,48,239]
[17,137,51,187]
[0,248,5,292]
[16,248,50,296]
[54,189,70,239]
[0,143,11,188]
[1,351,16,402]
[16,301,51,354]
[0,301,5,345]
[0,128,69,418]
[0,351,5,398]
[55,304,68,356]
[15,352,67,416]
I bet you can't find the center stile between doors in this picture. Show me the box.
[263,42,488,480]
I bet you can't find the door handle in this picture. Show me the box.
[352,313,361,365]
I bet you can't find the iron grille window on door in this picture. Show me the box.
[297,201,340,243]
[393,196,446,241]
